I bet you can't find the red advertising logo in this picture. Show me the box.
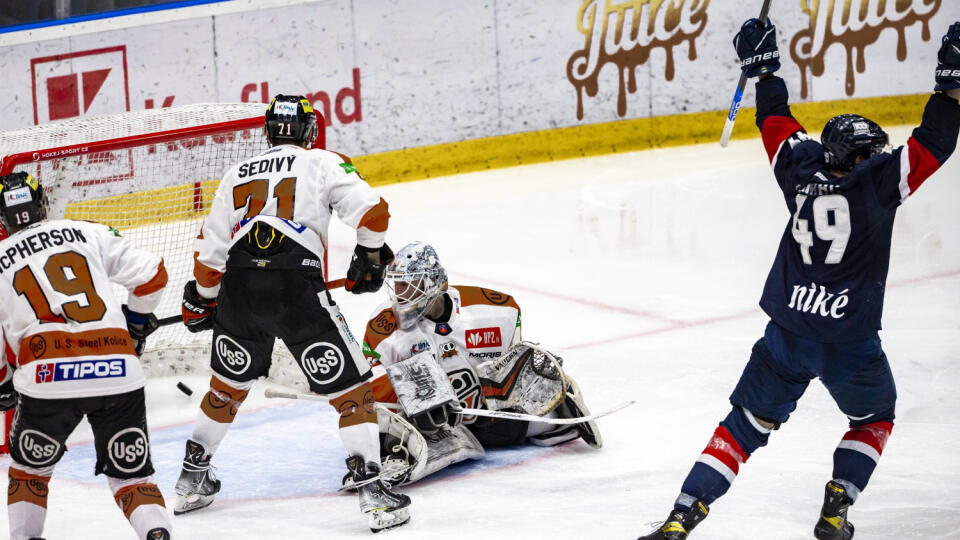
[465,327,502,349]
[30,46,130,125]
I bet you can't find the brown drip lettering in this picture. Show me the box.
[789,0,941,99]
[566,0,710,119]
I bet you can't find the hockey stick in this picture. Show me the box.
[719,0,774,148]
[263,388,636,425]
[156,277,347,328]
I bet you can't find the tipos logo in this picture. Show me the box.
[300,342,345,386]
[18,429,61,466]
[214,335,252,376]
[790,0,941,98]
[567,0,710,119]
[107,427,149,474]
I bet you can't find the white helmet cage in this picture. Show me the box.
[385,242,448,329]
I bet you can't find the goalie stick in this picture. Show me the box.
[719,0,774,147]
[157,277,348,327]
[263,388,635,425]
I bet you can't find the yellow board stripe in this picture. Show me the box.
[353,92,928,187]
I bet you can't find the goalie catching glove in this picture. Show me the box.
[182,280,217,332]
[345,243,394,294]
[122,305,159,356]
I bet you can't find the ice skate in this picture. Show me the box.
[814,481,855,540]
[346,455,411,532]
[173,440,221,515]
[638,501,709,540]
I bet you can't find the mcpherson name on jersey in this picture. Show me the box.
[0,226,87,274]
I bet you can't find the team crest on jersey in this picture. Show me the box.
[465,327,501,349]
[35,359,125,383]
[434,322,452,336]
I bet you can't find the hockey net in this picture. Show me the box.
[0,103,325,392]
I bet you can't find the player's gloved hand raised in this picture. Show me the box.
[123,305,159,356]
[936,22,960,91]
[733,18,781,78]
[182,280,217,333]
[345,243,395,294]
[0,377,18,411]
[409,400,462,435]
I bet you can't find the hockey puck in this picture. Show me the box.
[176,382,194,396]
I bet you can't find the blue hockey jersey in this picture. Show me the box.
[754,77,960,343]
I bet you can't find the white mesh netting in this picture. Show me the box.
[1,103,310,390]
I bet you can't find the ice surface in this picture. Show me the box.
[2,127,958,539]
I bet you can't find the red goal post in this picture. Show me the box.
[0,103,326,391]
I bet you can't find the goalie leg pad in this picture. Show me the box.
[375,405,483,485]
[478,341,567,416]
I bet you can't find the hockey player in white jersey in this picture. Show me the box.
[0,172,172,540]
[359,242,601,486]
[175,95,410,532]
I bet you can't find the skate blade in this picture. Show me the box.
[173,493,216,516]
[369,507,411,533]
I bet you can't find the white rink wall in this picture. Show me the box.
[1,0,957,155]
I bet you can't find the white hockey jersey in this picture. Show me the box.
[193,144,389,297]
[0,219,167,399]
[363,286,522,424]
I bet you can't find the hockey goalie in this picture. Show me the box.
[356,241,601,486]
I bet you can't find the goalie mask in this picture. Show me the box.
[265,94,319,147]
[385,242,448,330]
[0,172,47,232]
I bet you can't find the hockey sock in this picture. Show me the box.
[192,374,252,456]
[7,466,50,540]
[329,382,380,464]
[676,407,771,509]
[111,477,170,538]
[831,419,893,502]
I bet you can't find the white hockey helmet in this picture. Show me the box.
[385,242,448,330]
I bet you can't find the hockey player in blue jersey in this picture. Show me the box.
[638,19,960,540]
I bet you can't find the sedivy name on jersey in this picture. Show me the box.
[236,155,297,178]
[0,227,87,274]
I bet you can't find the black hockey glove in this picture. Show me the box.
[0,377,18,411]
[936,22,960,92]
[344,243,395,294]
[733,18,781,78]
[410,401,462,436]
[181,280,217,333]
[123,305,159,356]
